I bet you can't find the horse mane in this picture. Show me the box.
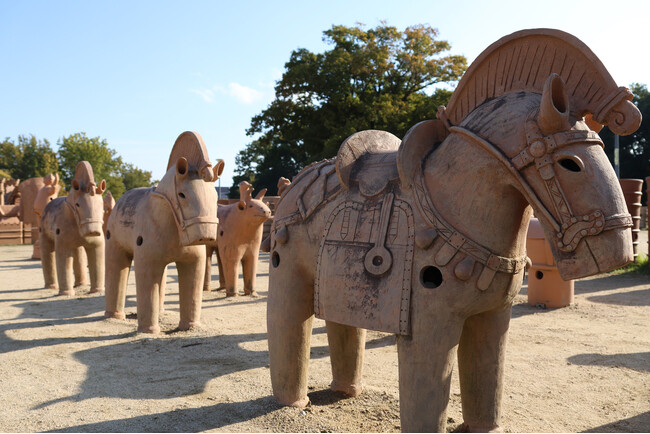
[166,131,211,172]
[73,161,96,187]
[445,28,640,135]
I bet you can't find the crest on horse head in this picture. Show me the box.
[166,131,223,182]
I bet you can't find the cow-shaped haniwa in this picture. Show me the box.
[266,29,642,432]
[104,131,223,333]
[204,181,271,296]
[40,163,106,296]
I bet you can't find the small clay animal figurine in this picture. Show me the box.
[207,181,271,296]
[266,29,641,432]
[40,163,106,296]
[104,131,223,333]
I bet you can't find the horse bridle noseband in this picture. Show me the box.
[449,117,632,252]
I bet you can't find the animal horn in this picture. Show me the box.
[255,188,267,200]
[239,181,252,201]
[538,73,570,135]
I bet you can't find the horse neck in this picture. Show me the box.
[422,135,532,258]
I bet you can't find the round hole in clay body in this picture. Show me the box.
[55,229,60,235]
[536,270,544,280]
[106,230,111,240]
[420,266,443,289]
[271,251,280,268]
[220,230,224,237]
[372,256,383,266]
[136,236,143,246]
[178,192,185,198]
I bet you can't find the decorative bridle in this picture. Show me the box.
[448,114,632,253]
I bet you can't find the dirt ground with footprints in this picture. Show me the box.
[0,232,648,433]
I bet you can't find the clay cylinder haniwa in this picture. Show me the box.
[526,217,574,308]
[619,179,644,260]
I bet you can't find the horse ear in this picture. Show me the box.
[212,160,225,182]
[96,179,106,194]
[176,157,189,178]
[255,188,267,200]
[397,119,449,189]
[538,73,570,135]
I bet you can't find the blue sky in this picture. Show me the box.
[1,0,648,187]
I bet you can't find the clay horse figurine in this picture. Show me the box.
[204,181,271,296]
[40,162,106,296]
[265,29,641,432]
[104,131,223,333]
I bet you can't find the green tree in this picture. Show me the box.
[121,162,154,191]
[232,22,467,196]
[0,135,59,180]
[56,132,153,198]
[601,83,649,203]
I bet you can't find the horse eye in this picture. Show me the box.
[559,158,582,173]
[178,192,186,199]
[76,203,80,207]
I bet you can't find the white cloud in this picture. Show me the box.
[190,88,215,103]
[227,82,264,105]
[190,82,266,105]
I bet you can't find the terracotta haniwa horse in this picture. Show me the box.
[266,29,641,432]
[104,131,223,333]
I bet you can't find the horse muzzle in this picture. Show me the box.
[554,225,634,280]
[179,216,218,246]
[79,219,104,238]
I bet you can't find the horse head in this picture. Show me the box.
[455,73,634,279]
[153,131,223,246]
[399,29,641,282]
[66,162,105,237]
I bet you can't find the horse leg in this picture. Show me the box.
[105,240,132,320]
[40,233,57,290]
[457,306,512,433]
[216,247,225,290]
[203,246,213,291]
[54,245,75,296]
[242,251,258,296]
[159,265,167,313]
[268,268,314,407]
[220,253,239,297]
[326,321,366,397]
[133,256,165,334]
[397,307,464,432]
[73,246,88,287]
[176,255,205,331]
[85,242,105,294]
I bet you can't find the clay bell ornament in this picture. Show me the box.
[152,132,224,246]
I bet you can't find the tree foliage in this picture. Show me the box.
[232,23,467,196]
[0,132,153,199]
[601,83,650,203]
[57,133,154,198]
[0,135,59,180]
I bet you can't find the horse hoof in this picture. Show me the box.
[330,381,363,397]
[105,311,126,320]
[137,324,161,334]
[460,422,502,433]
[244,291,258,298]
[178,321,200,331]
[89,288,104,294]
[274,394,310,408]
[226,291,238,297]
[58,290,75,297]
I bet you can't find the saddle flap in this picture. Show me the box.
[315,197,415,335]
[336,130,401,198]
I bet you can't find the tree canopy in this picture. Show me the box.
[232,22,467,196]
[0,132,154,198]
[0,135,59,180]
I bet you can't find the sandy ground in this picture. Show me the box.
[0,233,648,433]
